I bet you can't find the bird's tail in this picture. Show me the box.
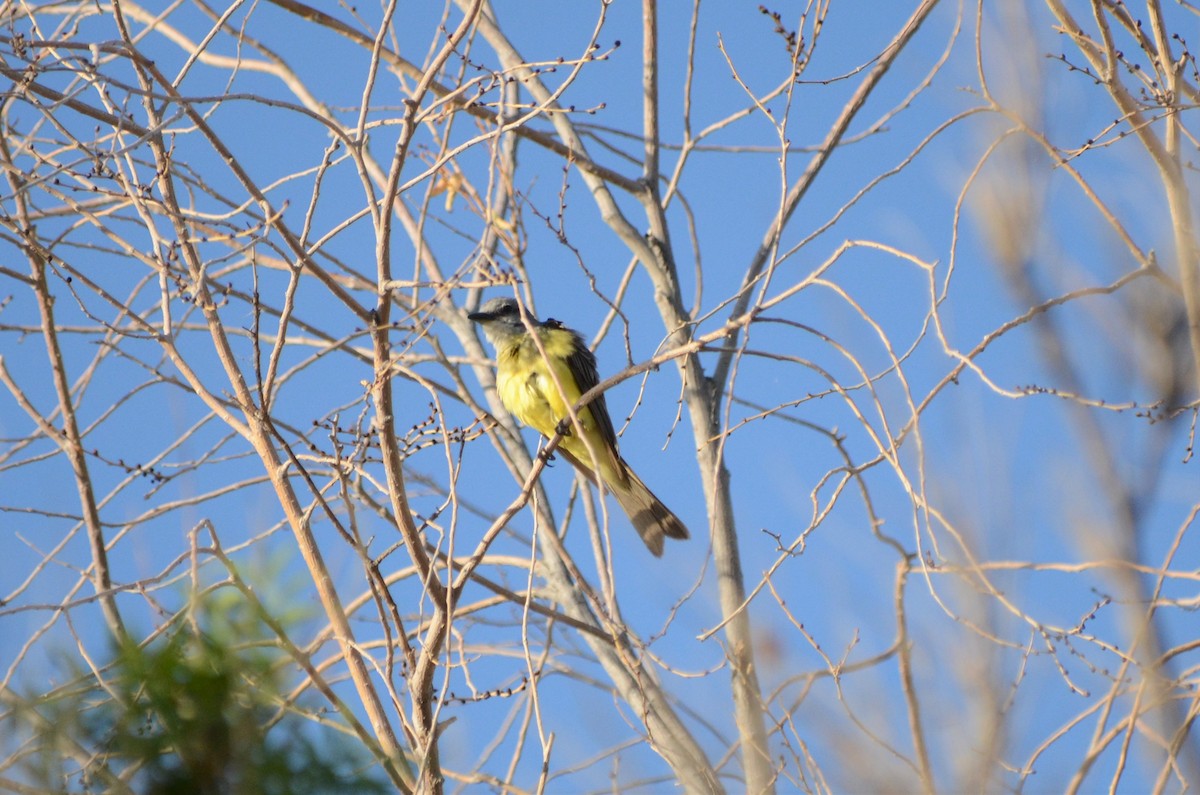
[557,448,689,556]
[610,462,689,557]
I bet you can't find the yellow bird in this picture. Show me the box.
[469,296,689,556]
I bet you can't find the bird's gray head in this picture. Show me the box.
[468,296,534,348]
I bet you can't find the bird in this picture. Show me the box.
[468,296,689,556]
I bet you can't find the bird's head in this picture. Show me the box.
[468,296,533,347]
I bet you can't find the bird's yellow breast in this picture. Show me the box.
[493,323,627,487]
[495,326,591,439]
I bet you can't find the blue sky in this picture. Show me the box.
[2,1,1198,791]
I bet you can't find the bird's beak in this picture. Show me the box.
[467,310,492,323]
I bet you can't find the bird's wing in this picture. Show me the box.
[559,329,619,454]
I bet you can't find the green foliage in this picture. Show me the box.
[11,588,389,795]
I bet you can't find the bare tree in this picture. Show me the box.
[1,2,1197,793]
